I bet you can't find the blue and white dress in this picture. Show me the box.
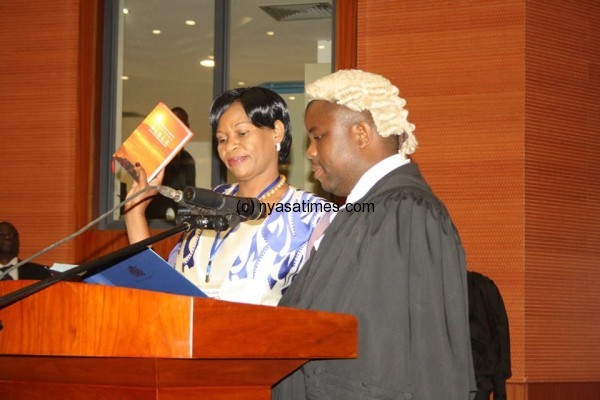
[168,184,328,305]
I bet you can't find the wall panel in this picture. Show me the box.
[0,0,81,265]
[357,0,527,381]
[356,0,600,398]
[524,0,600,383]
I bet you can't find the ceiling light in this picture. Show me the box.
[122,8,129,15]
[121,76,129,80]
[266,31,275,36]
[238,81,246,86]
[152,30,161,35]
[200,59,215,68]
[318,45,325,49]
[240,16,253,26]
[185,20,196,26]
[288,96,296,101]
[208,55,214,60]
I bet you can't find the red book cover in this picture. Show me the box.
[113,102,194,182]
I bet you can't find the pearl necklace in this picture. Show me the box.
[258,175,287,202]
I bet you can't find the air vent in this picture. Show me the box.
[260,2,332,22]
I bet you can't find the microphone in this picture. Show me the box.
[158,186,264,220]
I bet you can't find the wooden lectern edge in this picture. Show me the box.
[0,281,358,361]
[191,297,358,359]
[0,281,358,398]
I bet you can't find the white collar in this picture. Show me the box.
[346,153,410,205]
[315,155,408,250]
[0,256,19,280]
[0,256,18,267]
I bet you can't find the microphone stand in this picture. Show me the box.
[0,215,234,314]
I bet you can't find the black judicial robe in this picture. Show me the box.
[468,271,511,400]
[274,162,476,400]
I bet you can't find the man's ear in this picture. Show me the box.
[353,120,375,149]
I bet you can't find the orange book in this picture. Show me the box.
[113,102,194,183]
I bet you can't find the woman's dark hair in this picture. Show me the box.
[209,87,292,164]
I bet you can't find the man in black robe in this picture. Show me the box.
[273,70,476,399]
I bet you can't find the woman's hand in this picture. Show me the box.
[123,164,165,244]
[124,164,165,214]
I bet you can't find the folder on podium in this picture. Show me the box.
[83,248,207,298]
[0,280,357,399]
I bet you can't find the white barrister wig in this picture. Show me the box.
[305,69,418,156]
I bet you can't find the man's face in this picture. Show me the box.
[304,100,360,197]
[0,223,19,258]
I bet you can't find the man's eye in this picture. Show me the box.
[217,137,226,144]
[238,131,248,136]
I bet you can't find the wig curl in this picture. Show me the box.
[306,69,417,155]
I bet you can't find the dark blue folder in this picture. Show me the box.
[84,248,207,297]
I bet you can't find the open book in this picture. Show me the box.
[84,248,207,298]
[113,102,194,183]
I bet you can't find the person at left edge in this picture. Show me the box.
[0,221,52,280]
[123,87,329,305]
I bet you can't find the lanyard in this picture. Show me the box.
[204,175,282,282]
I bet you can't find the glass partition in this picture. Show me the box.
[99,0,333,228]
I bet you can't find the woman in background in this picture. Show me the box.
[124,87,328,305]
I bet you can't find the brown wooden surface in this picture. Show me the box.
[523,0,600,384]
[356,1,600,397]
[0,281,357,399]
[0,380,271,400]
[0,355,306,389]
[0,281,194,357]
[0,0,82,266]
[0,281,357,359]
[356,1,527,381]
[192,299,358,359]
[335,0,358,70]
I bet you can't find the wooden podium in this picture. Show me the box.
[0,280,357,399]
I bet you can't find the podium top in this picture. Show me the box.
[0,281,357,360]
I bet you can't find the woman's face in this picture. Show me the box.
[215,101,282,183]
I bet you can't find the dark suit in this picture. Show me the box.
[1,261,51,280]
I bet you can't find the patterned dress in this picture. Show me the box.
[168,184,328,305]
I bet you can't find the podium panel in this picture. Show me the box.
[0,281,357,399]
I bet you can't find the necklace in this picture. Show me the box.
[258,175,286,202]
[204,174,287,283]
